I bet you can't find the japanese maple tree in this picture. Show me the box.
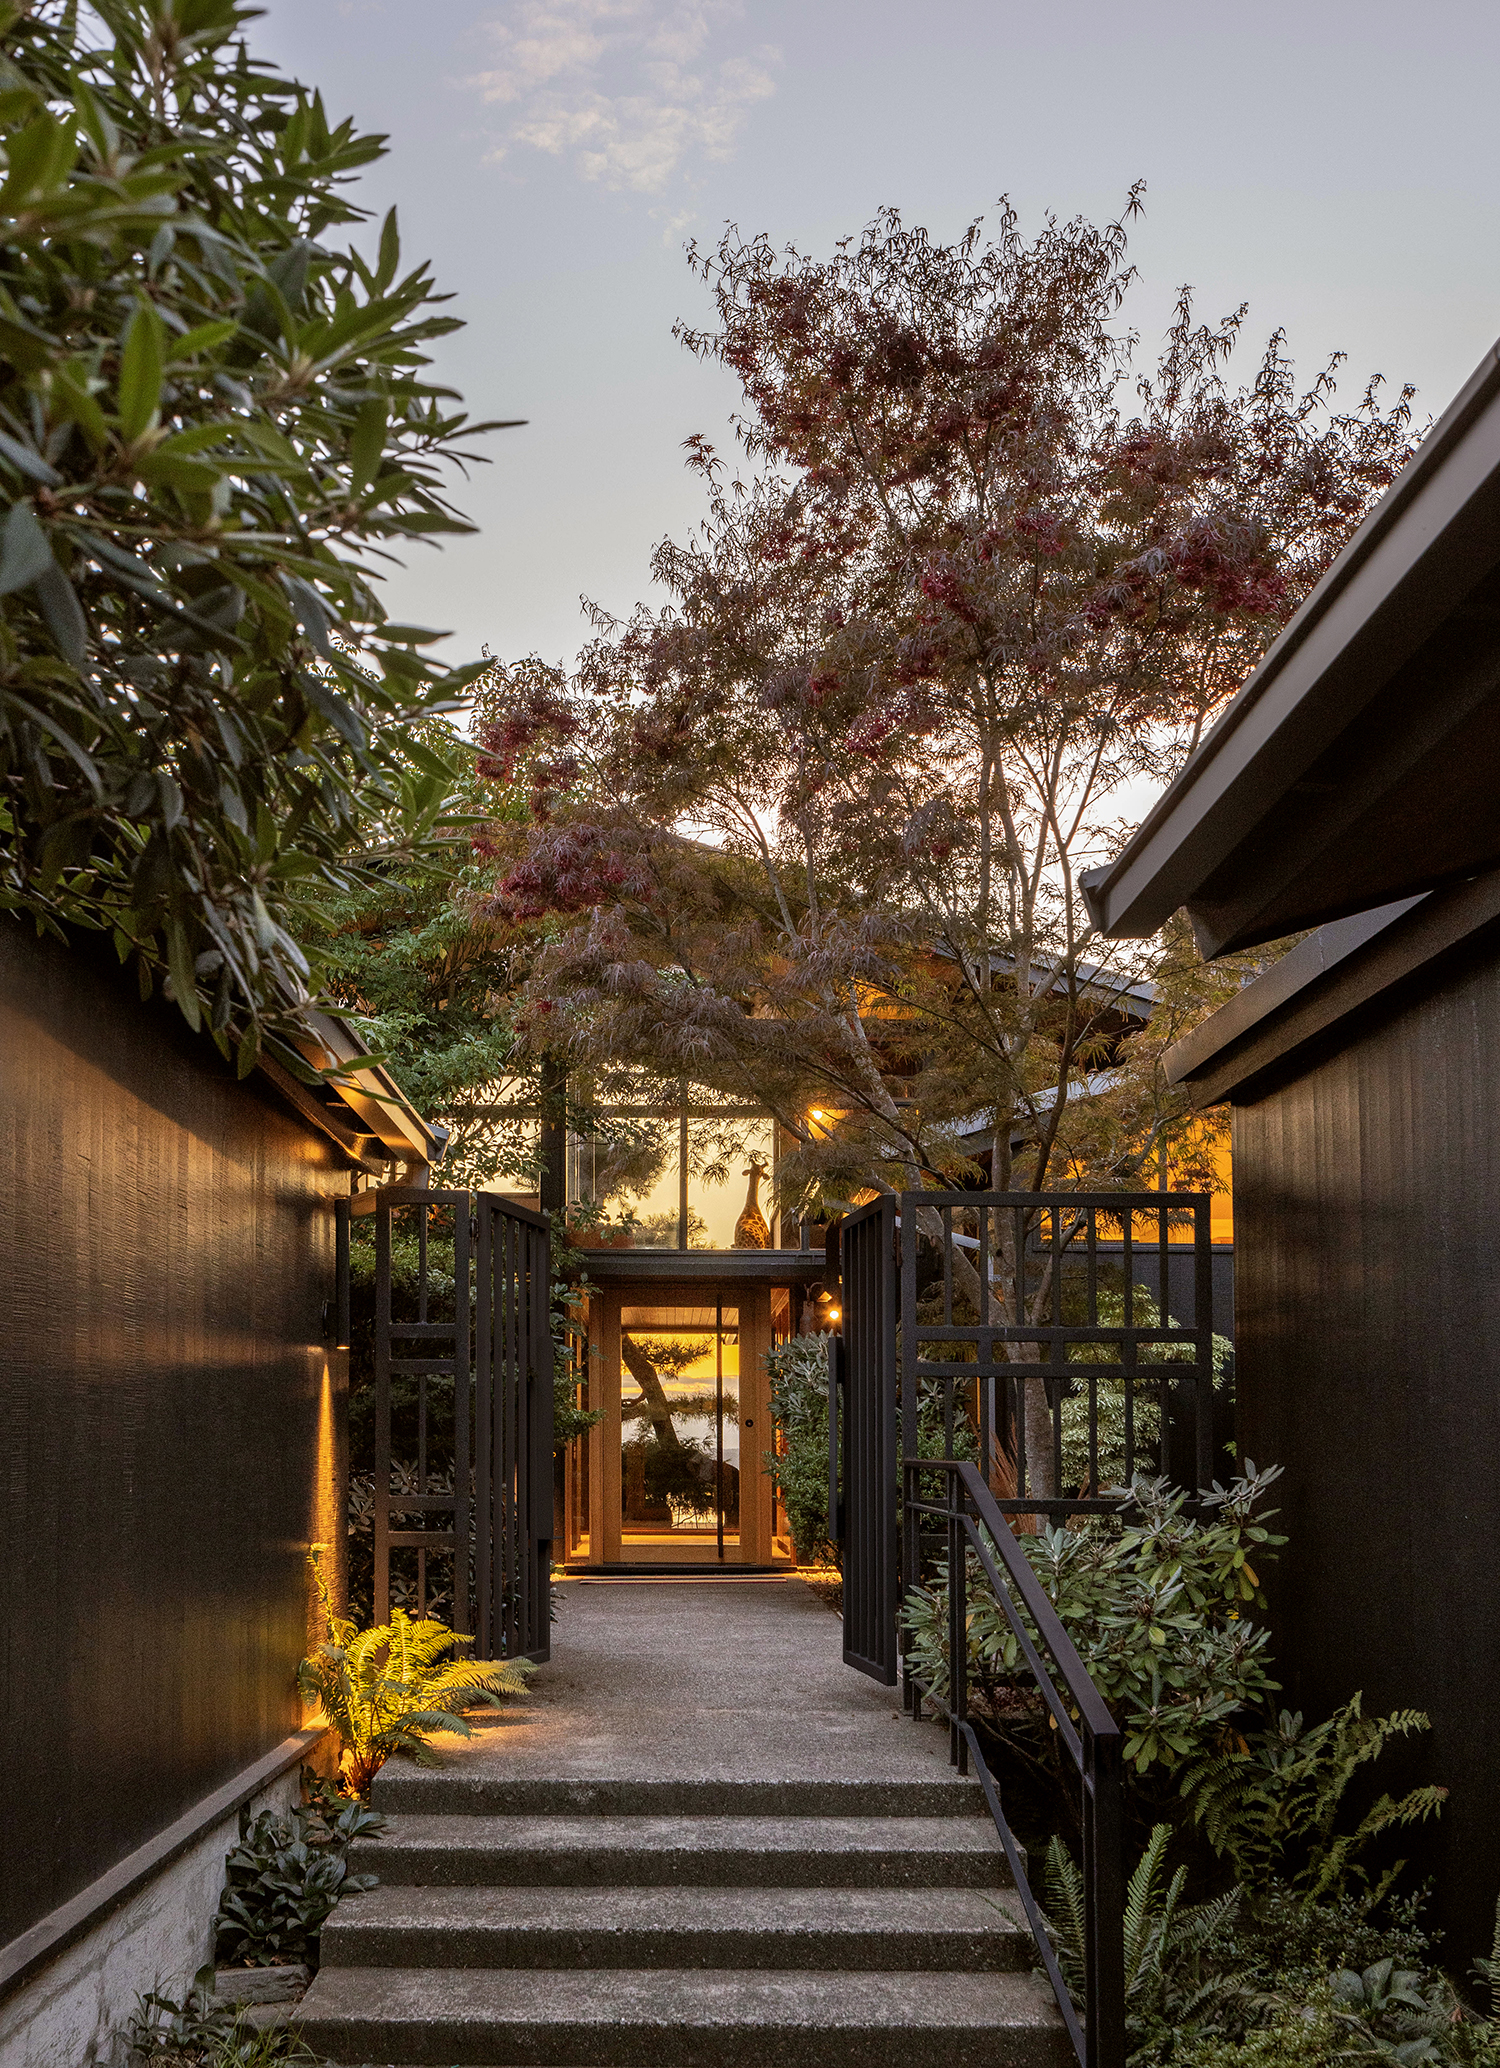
[477,196,1415,1476]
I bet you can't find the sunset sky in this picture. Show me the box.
[253,0,1500,675]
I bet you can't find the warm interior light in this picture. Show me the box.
[828,1307,841,1321]
[810,1109,825,1120]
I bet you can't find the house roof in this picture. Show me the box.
[1081,338,1500,956]
[260,1010,447,1173]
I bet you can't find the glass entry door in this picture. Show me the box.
[619,1304,739,1558]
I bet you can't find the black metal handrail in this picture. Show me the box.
[902,1457,1124,2068]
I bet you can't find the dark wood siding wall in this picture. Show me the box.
[1233,936,1500,1954]
[0,921,348,1951]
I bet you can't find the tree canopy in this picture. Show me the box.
[478,196,1417,1219]
[0,0,512,1077]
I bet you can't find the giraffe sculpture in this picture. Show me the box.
[732,1156,771,1249]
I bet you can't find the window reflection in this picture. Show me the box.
[619,1306,740,1553]
[567,1082,777,1249]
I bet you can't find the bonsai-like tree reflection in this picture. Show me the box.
[619,1311,739,1540]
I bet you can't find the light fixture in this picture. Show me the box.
[810,1109,825,1120]
[828,1306,841,1322]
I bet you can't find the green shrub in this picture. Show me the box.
[127,1965,331,2065]
[1060,1285,1234,1495]
[213,1772,384,1967]
[0,0,505,1060]
[763,1334,835,1565]
[901,1468,1284,1777]
[1042,1692,1465,2065]
[764,1333,979,1568]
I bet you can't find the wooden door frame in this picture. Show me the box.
[584,1279,778,1566]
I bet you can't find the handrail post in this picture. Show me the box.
[947,1468,968,1775]
[902,1462,918,1719]
[827,1329,843,1549]
[1085,1721,1125,2068]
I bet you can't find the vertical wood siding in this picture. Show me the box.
[0,921,348,1951]
[1234,940,1500,1955]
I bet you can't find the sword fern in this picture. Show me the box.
[298,1549,534,1796]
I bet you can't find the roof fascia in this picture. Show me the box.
[285,1009,445,1164]
[1163,869,1500,1104]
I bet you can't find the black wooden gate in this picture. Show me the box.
[361,1186,553,1663]
[837,1196,899,1684]
[835,1188,1216,1682]
[475,1193,554,1661]
[900,1190,1216,1522]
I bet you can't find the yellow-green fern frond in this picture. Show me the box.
[299,1552,537,1796]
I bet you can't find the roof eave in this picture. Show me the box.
[1084,338,1500,947]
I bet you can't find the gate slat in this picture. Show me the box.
[839,1196,898,1685]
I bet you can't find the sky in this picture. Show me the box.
[252,0,1500,677]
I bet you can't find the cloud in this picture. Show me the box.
[471,2,778,194]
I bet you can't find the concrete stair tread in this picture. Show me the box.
[372,1776,983,1818]
[358,1814,1006,1853]
[297,1965,1071,2066]
[353,1815,1010,1890]
[322,1883,1031,1970]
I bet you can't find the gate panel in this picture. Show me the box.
[900,1191,1215,1521]
[371,1187,472,1633]
[363,1188,553,1661]
[839,1196,898,1684]
[476,1196,554,1663]
[838,1188,1217,1691]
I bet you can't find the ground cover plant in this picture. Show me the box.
[0,0,511,1069]
[300,1550,533,1796]
[126,1965,330,2066]
[213,1770,385,1969]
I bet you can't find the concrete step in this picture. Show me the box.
[350,1815,1011,1890]
[321,1883,1033,1972]
[296,1964,1072,2067]
[371,1771,984,1819]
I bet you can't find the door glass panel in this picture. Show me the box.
[619,1306,740,1552]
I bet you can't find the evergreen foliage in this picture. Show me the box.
[1181,1697,1447,1906]
[763,1331,978,1569]
[213,1773,384,1967]
[320,718,541,1186]
[763,1333,836,1565]
[1058,1285,1233,1496]
[0,0,511,1065]
[901,1468,1284,1775]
